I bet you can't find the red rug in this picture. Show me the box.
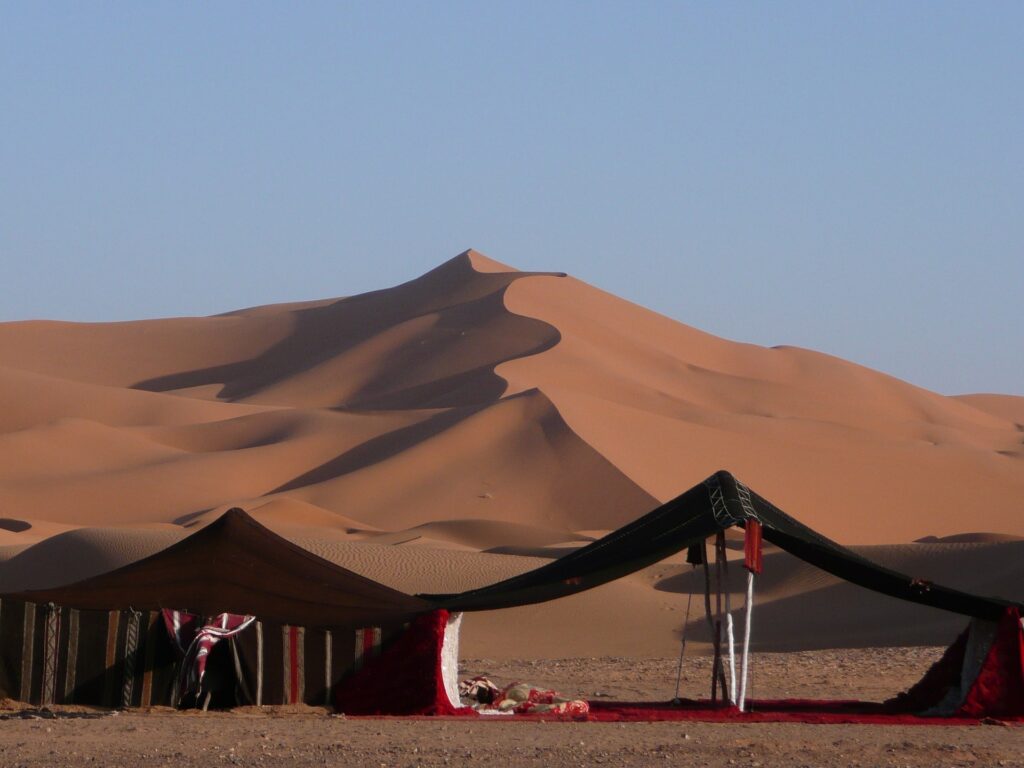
[582,699,1023,725]
[353,698,1022,724]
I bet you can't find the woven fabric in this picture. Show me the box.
[335,610,473,716]
[161,610,254,703]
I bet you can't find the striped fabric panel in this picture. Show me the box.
[102,611,121,707]
[324,630,333,706]
[281,625,306,704]
[352,626,382,672]
[294,626,305,704]
[230,637,254,705]
[281,626,289,704]
[255,621,264,707]
[40,604,60,706]
[121,611,141,708]
[20,602,36,703]
[63,609,80,704]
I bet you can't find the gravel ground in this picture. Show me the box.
[1,649,1020,768]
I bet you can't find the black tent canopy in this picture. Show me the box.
[423,471,1018,621]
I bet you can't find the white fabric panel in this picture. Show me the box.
[441,612,463,709]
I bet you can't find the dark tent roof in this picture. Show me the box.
[424,471,1021,621]
[6,508,432,628]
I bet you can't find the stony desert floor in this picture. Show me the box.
[2,648,1021,768]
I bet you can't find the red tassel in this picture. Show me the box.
[744,520,763,574]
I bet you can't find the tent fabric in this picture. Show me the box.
[890,607,1024,718]
[737,477,1015,621]
[424,471,1019,621]
[334,609,471,716]
[229,617,407,707]
[0,595,417,709]
[163,610,255,705]
[0,598,178,707]
[958,607,1024,717]
[5,508,433,629]
[421,479,724,612]
[743,519,763,574]
[0,508,434,709]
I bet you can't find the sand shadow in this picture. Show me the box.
[132,255,564,410]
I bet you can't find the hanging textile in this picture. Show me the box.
[162,610,255,704]
[739,519,763,712]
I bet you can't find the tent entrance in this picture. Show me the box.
[188,639,247,711]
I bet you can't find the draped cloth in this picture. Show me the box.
[162,609,254,703]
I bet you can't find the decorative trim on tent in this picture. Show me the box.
[63,608,79,704]
[706,478,743,527]
[121,610,141,708]
[41,603,60,706]
[282,625,305,705]
[734,480,760,523]
[20,601,36,703]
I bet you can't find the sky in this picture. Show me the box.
[2,2,1021,396]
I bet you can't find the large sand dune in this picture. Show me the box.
[0,250,1021,654]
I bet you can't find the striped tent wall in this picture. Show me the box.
[233,620,404,706]
[2,597,413,709]
[0,599,179,708]
[0,600,182,707]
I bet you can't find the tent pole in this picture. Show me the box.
[713,532,728,702]
[739,570,754,712]
[701,545,719,703]
[672,578,695,702]
[721,535,737,706]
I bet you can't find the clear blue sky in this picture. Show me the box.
[2,2,1021,395]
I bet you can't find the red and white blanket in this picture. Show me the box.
[162,609,255,702]
[459,676,589,716]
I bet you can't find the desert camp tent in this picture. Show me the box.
[0,509,436,708]
[2,471,1022,719]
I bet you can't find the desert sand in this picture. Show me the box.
[0,250,1021,663]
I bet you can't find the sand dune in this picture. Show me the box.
[0,365,272,434]
[0,249,1021,654]
[271,389,657,531]
[0,525,186,591]
[498,272,1023,542]
[953,393,1024,424]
